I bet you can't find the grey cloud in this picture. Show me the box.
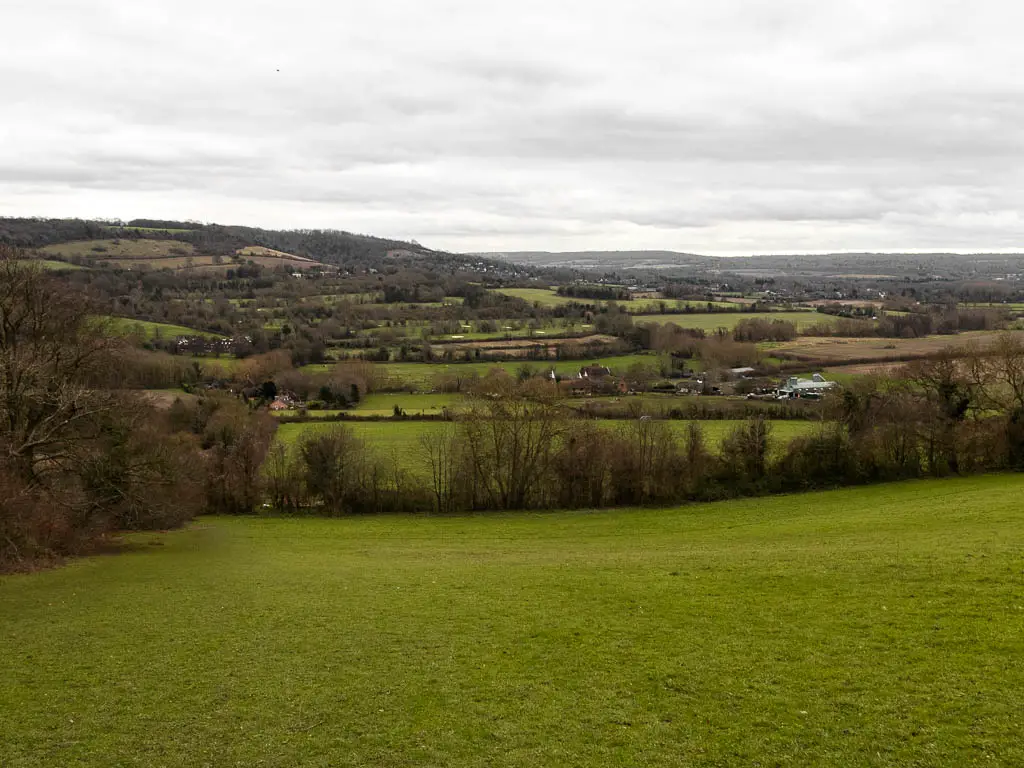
[4,0,1024,254]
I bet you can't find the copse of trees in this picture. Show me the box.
[0,247,276,570]
[732,318,798,343]
[556,284,632,301]
[805,306,1008,339]
[0,247,197,566]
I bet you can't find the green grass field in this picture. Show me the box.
[275,419,820,473]
[958,302,1024,310]
[3,475,1024,766]
[352,393,463,417]
[369,355,667,389]
[278,395,465,420]
[276,419,440,455]
[307,356,661,391]
[41,239,195,260]
[633,311,834,331]
[491,287,575,307]
[102,316,223,340]
[626,300,745,313]
[32,258,85,271]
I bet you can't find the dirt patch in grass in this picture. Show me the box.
[824,361,909,376]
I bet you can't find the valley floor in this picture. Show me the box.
[2,476,1024,766]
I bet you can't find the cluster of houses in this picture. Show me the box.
[553,364,838,400]
[268,393,301,412]
[250,365,838,414]
[557,365,629,396]
[174,335,253,355]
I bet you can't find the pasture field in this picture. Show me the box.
[197,356,244,373]
[766,330,1024,364]
[626,299,754,313]
[276,394,472,419]
[101,316,222,340]
[490,287,574,307]
[633,311,833,331]
[435,334,617,355]
[489,290,765,313]
[436,320,589,342]
[958,302,1024,310]
[3,475,1024,766]
[31,258,85,271]
[353,393,464,417]
[39,239,324,272]
[41,239,195,260]
[324,355,666,390]
[275,420,441,462]
[275,418,820,472]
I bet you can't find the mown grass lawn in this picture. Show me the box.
[2,475,1024,766]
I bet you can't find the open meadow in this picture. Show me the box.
[39,239,326,272]
[490,287,574,306]
[2,475,1023,766]
[337,354,668,391]
[274,418,821,473]
[633,311,834,331]
[764,330,1024,364]
[102,316,222,340]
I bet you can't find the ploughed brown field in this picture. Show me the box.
[769,330,1024,364]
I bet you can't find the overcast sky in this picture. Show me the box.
[4,0,1024,255]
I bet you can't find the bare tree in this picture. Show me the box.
[418,423,459,514]
[904,349,974,474]
[0,246,118,485]
[459,379,564,510]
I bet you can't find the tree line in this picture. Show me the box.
[255,339,1024,516]
[0,248,274,570]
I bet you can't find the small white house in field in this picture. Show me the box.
[776,373,837,399]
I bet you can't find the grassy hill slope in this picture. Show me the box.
[3,475,1022,766]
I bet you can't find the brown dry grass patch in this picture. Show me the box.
[771,330,1024,364]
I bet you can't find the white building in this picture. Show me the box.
[777,374,837,399]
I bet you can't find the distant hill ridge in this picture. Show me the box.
[483,249,1024,278]
[0,217,520,276]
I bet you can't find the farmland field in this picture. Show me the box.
[353,393,464,416]
[38,239,324,272]
[41,239,195,260]
[31,258,85,271]
[625,299,741,312]
[3,474,1024,766]
[101,316,222,340]
[490,287,573,306]
[275,418,820,471]
[327,354,671,391]
[633,311,834,331]
[766,330,1024,364]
